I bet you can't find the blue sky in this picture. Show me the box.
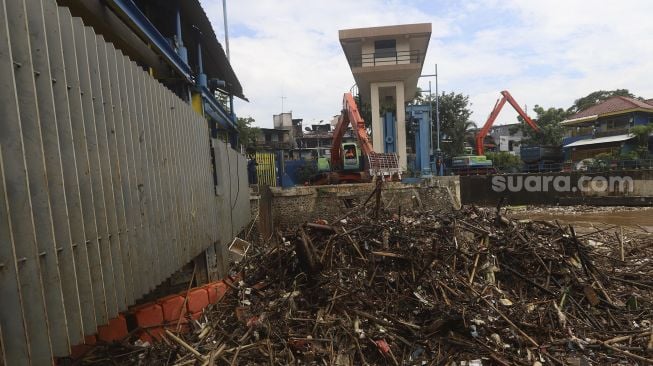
[201,0,653,128]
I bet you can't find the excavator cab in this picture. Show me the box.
[309,92,401,185]
[342,143,361,171]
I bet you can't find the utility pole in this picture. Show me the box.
[222,0,230,59]
[281,96,287,114]
[421,64,441,174]
[435,64,440,153]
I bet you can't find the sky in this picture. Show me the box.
[202,0,653,128]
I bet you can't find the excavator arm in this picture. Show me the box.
[331,93,374,167]
[475,90,540,155]
[331,93,400,177]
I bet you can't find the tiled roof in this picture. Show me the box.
[569,96,653,119]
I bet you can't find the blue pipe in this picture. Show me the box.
[176,9,188,63]
[201,86,236,130]
[197,42,207,88]
[105,0,192,82]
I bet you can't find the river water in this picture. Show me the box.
[507,206,653,232]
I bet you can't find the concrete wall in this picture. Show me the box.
[461,170,653,206]
[260,177,459,233]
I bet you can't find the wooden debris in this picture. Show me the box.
[79,203,653,365]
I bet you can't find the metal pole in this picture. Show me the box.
[222,0,235,120]
[435,64,440,152]
[222,0,230,60]
[428,81,433,156]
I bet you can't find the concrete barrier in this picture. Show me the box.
[460,170,653,206]
[259,177,460,234]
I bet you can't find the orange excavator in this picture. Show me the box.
[310,93,401,185]
[475,90,540,155]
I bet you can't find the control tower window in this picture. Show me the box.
[374,39,396,58]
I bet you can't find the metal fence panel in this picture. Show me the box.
[43,0,85,346]
[24,0,74,356]
[5,0,58,362]
[96,36,129,311]
[0,0,251,363]
[59,8,100,335]
[256,152,278,187]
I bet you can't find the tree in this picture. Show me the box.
[236,116,259,152]
[407,90,476,156]
[485,151,522,172]
[514,105,569,146]
[436,92,475,156]
[568,89,637,114]
[631,124,653,159]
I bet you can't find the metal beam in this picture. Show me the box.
[104,0,193,83]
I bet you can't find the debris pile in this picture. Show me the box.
[84,205,653,365]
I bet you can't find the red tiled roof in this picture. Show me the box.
[645,99,653,106]
[569,96,653,119]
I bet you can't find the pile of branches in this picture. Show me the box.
[86,203,653,365]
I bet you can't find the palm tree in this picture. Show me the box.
[444,120,476,156]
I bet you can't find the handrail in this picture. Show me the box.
[349,49,422,67]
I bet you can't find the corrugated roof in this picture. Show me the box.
[568,96,653,119]
[563,134,634,148]
[180,0,246,100]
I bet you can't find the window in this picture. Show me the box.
[605,117,628,130]
[374,39,396,58]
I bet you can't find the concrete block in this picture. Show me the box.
[186,288,209,314]
[205,282,227,304]
[97,315,128,343]
[158,295,186,323]
[133,303,164,341]
[69,335,97,359]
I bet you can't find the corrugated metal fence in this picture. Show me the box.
[0,0,248,364]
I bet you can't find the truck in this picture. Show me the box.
[520,145,563,172]
[449,153,496,175]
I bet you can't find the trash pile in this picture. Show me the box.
[84,203,653,365]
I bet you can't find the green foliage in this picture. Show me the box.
[485,151,521,171]
[516,105,569,146]
[428,92,475,157]
[215,91,232,114]
[567,89,637,114]
[236,116,260,152]
[619,150,639,160]
[631,124,653,158]
[355,94,373,130]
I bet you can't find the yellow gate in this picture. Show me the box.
[255,152,277,186]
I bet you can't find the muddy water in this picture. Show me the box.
[508,208,653,231]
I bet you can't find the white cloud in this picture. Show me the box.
[202,0,653,128]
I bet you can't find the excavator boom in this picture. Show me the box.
[475,90,540,155]
[331,93,401,177]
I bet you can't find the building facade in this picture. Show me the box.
[339,23,432,170]
[561,96,653,161]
